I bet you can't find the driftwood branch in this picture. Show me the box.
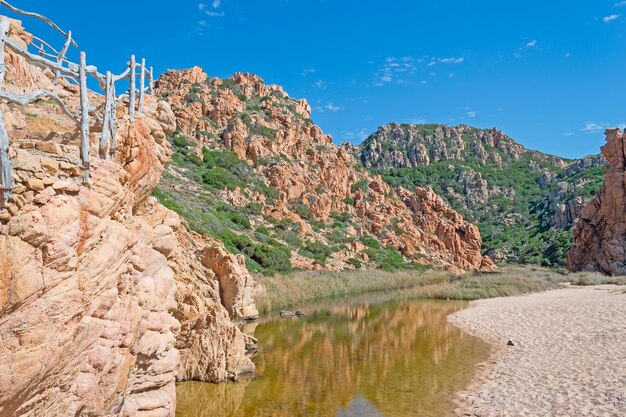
[129,54,135,122]
[113,66,131,82]
[6,38,78,77]
[138,58,145,115]
[79,51,90,184]
[149,66,154,95]
[0,16,10,207]
[0,90,78,119]
[53,30,72,84]
[0,0,78,47]
[31,35,59,55]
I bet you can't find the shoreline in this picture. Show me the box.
[254,266,569,313]
[448,285,626,416]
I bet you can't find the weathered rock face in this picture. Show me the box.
[535,155,607,230]
[355,122,606,266]
[0,21,256,417]
[568,129,626,275]
[359,123,566,169]
[156,68,493,272]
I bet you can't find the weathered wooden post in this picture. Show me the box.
[129,54,135,122]
[109,76,117,160]
[79,51,90,183]
[0,16,12,208]
[138,57,145,115]
[99,70,112,159]
[149,66,154,95]
[52,30,71,84]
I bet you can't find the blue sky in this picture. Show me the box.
[5,1,626,158]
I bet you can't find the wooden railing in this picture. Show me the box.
[0,1,154,208]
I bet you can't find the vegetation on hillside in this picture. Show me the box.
[363,124,605,267]
[154,131,424,275]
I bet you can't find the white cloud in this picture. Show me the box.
[198,3,207,10]
[525,40,537,48]
[325,102,342,112]
[206,10,224,17]
[315,102,344,113]
[212,0,221,8]
[301,68,315,76]
[581,121,626,133]
[374,55,463,86]
[313,80,326,89]
[410,117,427,124]
[615,1,626,7]
[603,14,620,23]
[466,110,477,118]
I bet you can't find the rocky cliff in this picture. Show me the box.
[153,68,493,273]
[568,129,626,275]
[0,20,256,417]
[357,123,605,266]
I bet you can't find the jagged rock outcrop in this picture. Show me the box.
[0,20,256,417]
[536,155,607,230]
[568,129,626,275]
[359,123,566,169]
[355,122,606,266]
[155,68,493,272]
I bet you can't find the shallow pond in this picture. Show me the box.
[176,292,489,417]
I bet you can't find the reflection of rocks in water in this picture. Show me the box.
[241,320,260,336]
[177,299,489,417]
[336,397,385,417]
[176,380,250,417]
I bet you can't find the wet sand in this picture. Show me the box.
[449,285,626,417]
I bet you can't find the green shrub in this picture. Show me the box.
[360,234,381,249]
[351,179,369,192]
[173,135,189,148]
[244,202,263,216]
[252,243,292,272]
[293,203,313,220]
[202,167,241,190]
[301,241,335,265]
[348,257,362,268]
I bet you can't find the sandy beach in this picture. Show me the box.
[449,285,626,417]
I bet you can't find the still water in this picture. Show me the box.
[176,293,490,417]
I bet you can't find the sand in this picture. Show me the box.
[449,285,626,417]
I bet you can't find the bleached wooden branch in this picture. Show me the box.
[0,16,8,86]
[100,71,115,159]
[0,16,11,207]
[31,35,59,55]
[6,38,78,77]
[138,58,145,115]
[0,0,78,47]
[53,30,72,84]
[113,66,131,82]
[129,54,135,122]
[149,66,154,95]
[79,51,90,184]
[0,90,77,119]
[0,111,10,208]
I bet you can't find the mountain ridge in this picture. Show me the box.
[152,67,494,273]
[355,122,606,265]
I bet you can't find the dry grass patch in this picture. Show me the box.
[255,266,573,313]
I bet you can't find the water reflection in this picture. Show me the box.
[176,295,489,417]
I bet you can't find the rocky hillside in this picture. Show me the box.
[153,68,494,273]
[358,123,605,266]
[0,20,257,417]
[569,129,626,275]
